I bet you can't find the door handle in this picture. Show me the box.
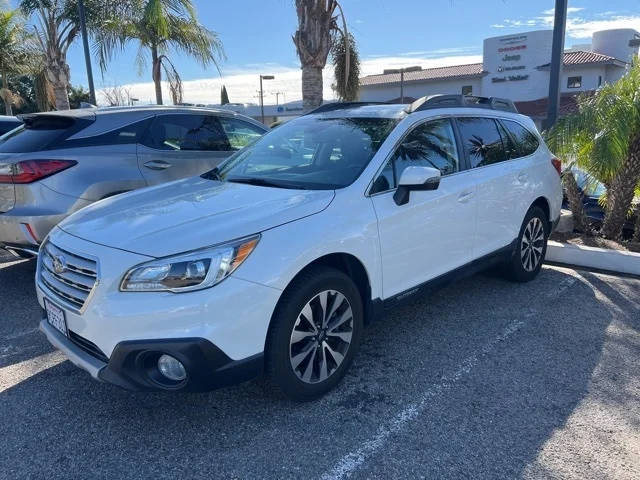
[458,191,474,203]
[144,160,172,170]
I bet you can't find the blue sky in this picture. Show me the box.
[10,0,640,104]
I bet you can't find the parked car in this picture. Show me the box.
[37,95,562,401]
[563,167,638,238]
[0,106,267,257]
[0,115,22,136]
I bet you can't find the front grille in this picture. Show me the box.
[68,330,109,363]
[39,240,98,311]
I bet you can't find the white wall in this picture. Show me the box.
[360,78,482,102]
[481,30,555,101]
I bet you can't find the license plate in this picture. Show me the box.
[45,298,67,337]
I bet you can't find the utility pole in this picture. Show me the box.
[545,0,568,130]
[77,0,96,105]
[400,69,404,104]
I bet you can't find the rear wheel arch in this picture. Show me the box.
[531,196,551,225]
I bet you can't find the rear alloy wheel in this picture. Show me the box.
[266,266,363,401]
[505,206,549,282]
[521,217,545,272]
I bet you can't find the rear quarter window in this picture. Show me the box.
[500,120,540,158]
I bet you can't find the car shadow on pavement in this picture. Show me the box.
[0,267,637,479]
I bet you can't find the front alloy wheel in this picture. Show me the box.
[289,290,353,384]
[266,266,363,401]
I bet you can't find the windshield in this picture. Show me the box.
[213,116,399,190]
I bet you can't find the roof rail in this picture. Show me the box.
[407,95,518,114]
[305,101,388,115]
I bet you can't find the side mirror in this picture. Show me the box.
[393,166,441,206]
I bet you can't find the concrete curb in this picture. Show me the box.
[546,240,640,276]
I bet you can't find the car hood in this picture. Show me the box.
[58,176,335,257]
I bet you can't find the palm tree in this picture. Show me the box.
[94,0,224,105]
[331,32,360,101]
[20,0,139,111]
[547,62,640,240]
[0,8,31,115]
[293,0,351,109]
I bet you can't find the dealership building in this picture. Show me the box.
[359,29,640,126]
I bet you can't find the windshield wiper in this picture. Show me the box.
[201,167,221,181]
[226,176,303,189]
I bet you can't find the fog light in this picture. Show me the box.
[157,354,187,381]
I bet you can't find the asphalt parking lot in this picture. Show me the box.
[1,251,639,480]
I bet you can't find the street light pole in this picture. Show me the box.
[259,75,274,124]
[77,0,96,106]
[545,0,568,130]
[400,69,404,104]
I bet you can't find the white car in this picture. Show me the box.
[37,95,562,401]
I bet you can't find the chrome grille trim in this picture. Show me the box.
[38,240,99,313]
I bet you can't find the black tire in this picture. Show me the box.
[504,206,549,282]
[266,266,364,401]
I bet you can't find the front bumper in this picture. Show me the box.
[40,318,264,392]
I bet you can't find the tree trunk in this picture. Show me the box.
[1,71,12,116]
[633,204,640,243]
[45,59,71,111]
[601,134,640,240]
[562,171,591,233]
[301,65,323,109]
[152,46,163,105]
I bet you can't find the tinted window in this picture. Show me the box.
[371,119,459,194]
[0,116,90,153]
[457,117,507,168]
[215,116,399,190]
[501,120,539,158]
[0,120,21,136]
[218,117,265,150]
[62,118,152,149]
[143,114,230,151]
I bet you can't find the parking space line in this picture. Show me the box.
[0,351,66,393]
[321,269,578,480]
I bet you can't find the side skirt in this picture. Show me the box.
[368,240,517,319]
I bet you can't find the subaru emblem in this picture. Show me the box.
[52,255,66,274]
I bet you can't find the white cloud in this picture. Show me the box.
[492,7,640,39]
[97,54,483,106]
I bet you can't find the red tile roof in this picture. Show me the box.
[361,51,622,87]
[360,63,484,86]
[538,50,620,68]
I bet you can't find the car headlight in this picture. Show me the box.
[120,235,260,292]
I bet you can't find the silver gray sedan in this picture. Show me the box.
[0,106,267,257]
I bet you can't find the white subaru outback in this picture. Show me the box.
[37,95,562,401]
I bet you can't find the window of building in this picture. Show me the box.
[456,117,508,168]
[567,76,582,89]
[461,85,473,95]
[598,75,603,87]
[370,118,459,194]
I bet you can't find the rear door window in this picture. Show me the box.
[456,117,508,168]
[142,114,231,151]
[500,120,540,158]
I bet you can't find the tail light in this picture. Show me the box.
[0,160,77,184]
[551,157,562,176]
